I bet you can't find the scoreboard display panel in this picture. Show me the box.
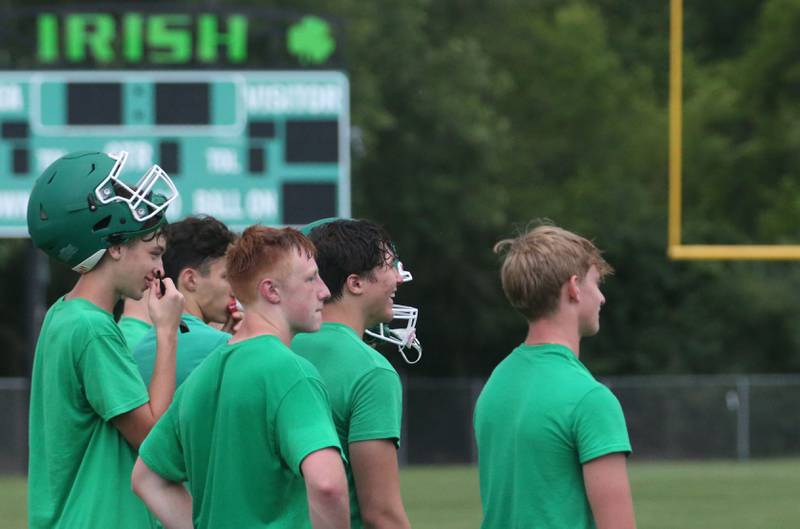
[0,70,350,235]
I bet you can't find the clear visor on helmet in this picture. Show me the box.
[95,151,178,222]
[365,304,422,364]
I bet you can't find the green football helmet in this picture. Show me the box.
[298,216,341,235]
[27,151,178,273]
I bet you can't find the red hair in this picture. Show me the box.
[226,225,316,304]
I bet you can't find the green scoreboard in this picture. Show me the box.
[0,70,350,235]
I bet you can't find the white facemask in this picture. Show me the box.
[95,151,178,221]
[364,260,422,364]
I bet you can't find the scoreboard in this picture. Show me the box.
[0,70,350,235]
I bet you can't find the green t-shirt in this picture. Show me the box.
[118,315,152,349]
[474,343,631,529]
[139,334,343,529]
[292,322,403,529]
[28,297,153,529]
[133,313,229,387]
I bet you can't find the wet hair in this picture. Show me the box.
[226,225,316,304]
[306,219,395,302]
[494,223,613,320]
[162,215,237,284]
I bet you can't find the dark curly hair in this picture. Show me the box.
[162,215,237,284]
[306,219,396,302]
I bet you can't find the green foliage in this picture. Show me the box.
[6,0,800,377]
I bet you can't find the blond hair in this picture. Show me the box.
[494,223,612,320]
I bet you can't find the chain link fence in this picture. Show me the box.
[3,374,800,473]
[0,378,28,473]
[399,374,800,465]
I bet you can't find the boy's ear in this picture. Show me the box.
[258,278,281,304]
[566,275,581,302]
[179,268,198,292]
[106,244,124,261]
[344,274,364,296]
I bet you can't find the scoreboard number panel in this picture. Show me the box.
[0,70,350,236]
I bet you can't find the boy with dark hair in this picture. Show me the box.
[292,218,413,529]
[133,225,349,529]
[26,151,184,529]
[475,224,635,529]
[133,215,239,387]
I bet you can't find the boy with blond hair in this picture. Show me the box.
[474,223,636,529]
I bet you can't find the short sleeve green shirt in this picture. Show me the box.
[28,297,153,529]
[474,344,631,529]
[133,313,229,387]
[139,335,342,529]
[117,315,152,350]
[292,322,403,529]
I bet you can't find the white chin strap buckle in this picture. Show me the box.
[393,328,422,365]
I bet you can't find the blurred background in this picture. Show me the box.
[1,1,799,528]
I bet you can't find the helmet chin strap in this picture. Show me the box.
[366,262,422,364]
[394,329,422,364]
[72,249,106,273]
[364,304,422,364]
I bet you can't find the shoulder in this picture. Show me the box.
[182,319,231,347]
[132,327,157,355]
[118,316,149,330]
[223,340,327,409]
[575,383,624,412]
[201,325,231,341]
[483,346,603,405]
[230,336,323,381]
[295,324,395,371]
[341,336,396,375]
[563,363,612,401]
[284,348,324,380]
[45,298,122,348]
[57,299,115,328]
[185,317,228,337]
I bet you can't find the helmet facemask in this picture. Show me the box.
[364,260,422,364]
[95,151,178,222]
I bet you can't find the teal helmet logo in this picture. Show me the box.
[27,151,178,273]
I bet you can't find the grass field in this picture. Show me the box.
[3,459,799,528]
[401,459,800,529]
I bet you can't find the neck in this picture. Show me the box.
[66,271,120,313]
[321,300,367,338]
[121,297,151,323]
[181,294,205,322]
[524,316,581,358]
[230,305,292,346]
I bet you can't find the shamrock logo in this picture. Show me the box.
[287,16,336,65]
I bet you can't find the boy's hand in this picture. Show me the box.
[221,298,243,334]
[147,276,184,332]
